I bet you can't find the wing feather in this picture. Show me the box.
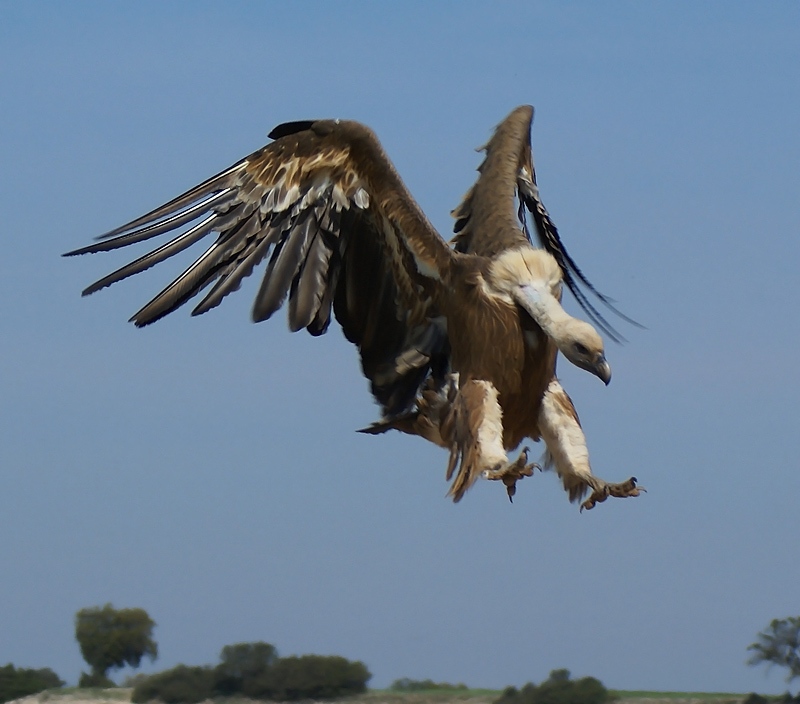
[64,190,237,255]
[69,165,245,249]
[81,214,220,296]
[253,202,321,322]
[288,227,335,332]
[451,105,637,341]
[190,217,280,317]
[450,106,533,257]
[67,118,456,415]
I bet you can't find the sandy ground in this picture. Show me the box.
[8,692,132,704]
[6,690,748,704]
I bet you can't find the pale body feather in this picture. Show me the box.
[538,380,593,501]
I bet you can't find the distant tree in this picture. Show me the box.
[748,617,800,686]
[75,604,158,684]
[130,665,214,704]
[0,664,64,703]
[213,641,279,696]
[493,669,614,704]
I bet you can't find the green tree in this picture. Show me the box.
[748,617,800,686]
[75,604,158,684]
[0,664,64,703]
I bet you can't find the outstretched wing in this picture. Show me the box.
[65,119,455,415]
[452,105,637,342]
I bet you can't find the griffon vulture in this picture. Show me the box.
[65,105,642,510]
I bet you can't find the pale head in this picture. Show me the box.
[553,317,611,385]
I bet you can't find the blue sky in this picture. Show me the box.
[2,1,799,695]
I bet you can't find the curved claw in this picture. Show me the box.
[580,476,646,512]
[483,447,539,502]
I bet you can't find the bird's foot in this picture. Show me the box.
[580,476,646,512]
[483,447,539,502]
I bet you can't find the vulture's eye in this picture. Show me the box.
[574,342,589,355]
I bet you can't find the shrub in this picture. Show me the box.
[131,665,214,704]
[497,685,522,704]
[493,669,613,704]
[742,694,768,704]
[213,642,278,697]
[390,678,468,692]
[261,654,371,701]
[497,683,539,704]
[122,673,152,688]
[130,645,370,702]
[0,664,64,703]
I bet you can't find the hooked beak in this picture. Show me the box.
[595,355,612,386]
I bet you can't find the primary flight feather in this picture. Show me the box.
[66,105,642,509]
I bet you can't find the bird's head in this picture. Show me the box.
[553,318,611,385]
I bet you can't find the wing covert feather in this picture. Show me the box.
[67,118,456,414]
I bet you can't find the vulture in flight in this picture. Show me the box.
[66,105,643,510]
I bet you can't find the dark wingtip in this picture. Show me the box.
[128,313,154,329]
[268,121,316,140]
[63,245,95,257]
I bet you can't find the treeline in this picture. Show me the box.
[390,677,468,692]
[130,642,370,703]
[71,604,368,701]
[9,603,799,704]
[743,695,800,704]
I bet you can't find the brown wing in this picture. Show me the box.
[451,105,533,258]
[65,119,455,415]
[452,105,637,342]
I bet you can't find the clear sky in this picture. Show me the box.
[2,0,799,695]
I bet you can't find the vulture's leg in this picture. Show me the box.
[538,379,644,510]
[445,379,536,502]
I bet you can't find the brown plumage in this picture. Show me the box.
[66,105,642,509]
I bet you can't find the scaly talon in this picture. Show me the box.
[580,476,646,512]
[483,447,539,502]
